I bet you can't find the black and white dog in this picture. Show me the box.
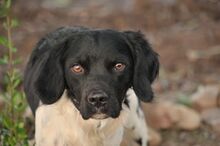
[24,27,159,146]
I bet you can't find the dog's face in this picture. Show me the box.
[64,32,133,119]
[24,27,159,120]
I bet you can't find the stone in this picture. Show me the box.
[175,105,201,130]
[121,126,162,146]
[191,85,220,112]
[143,102,201,130]
[148,127,162,146]
[143,102,180,129]
[201,108,220,135]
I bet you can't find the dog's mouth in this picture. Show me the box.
[91,113,109,120]
[70,92,121,120]
[90,107,109,120]
[81,105,120,120]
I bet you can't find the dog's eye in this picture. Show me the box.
[114,63,126,72]
[71,64,84,74]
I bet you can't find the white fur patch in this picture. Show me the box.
[35,91,129,146]
[35,89,148,146]
[125,89,148,146]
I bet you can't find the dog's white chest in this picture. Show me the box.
[35,93,127,146]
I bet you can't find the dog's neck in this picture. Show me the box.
[35,91,129,146]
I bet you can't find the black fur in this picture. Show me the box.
[123,31,159,102]
[24,27,159,119]
[135,138,142,146]
[24,27,88,114]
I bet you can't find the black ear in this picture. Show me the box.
[24,27,87,113]
[24,35,65,112]
[123,31,159,102]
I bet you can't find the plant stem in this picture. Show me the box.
[7,16,13,67]
[6,14,15,120]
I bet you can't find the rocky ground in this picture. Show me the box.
[1,0,220,145]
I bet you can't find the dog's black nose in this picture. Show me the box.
[88,92,108,107]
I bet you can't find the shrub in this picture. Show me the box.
[0,0,29,145]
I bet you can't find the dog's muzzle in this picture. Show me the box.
[87,91,109,119]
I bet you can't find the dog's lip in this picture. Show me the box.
[91,113,109,120]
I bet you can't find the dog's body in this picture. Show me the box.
[35,89,147,146]
[24,27,159,146]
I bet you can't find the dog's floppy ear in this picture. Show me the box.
[123,31,159,102]
[24,36,66,109]
[24,27,87,113]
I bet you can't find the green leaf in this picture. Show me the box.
[13,70,22,81]
[11,19,19,28]
[3,72,10,85]
[13,90,21,99]
[0,35,8,47]
[12,58,22,65]
[0,7,9,18]
[5,0,12,9]
[0,59,7,65]
[13,78,21,88]
[11,47,17,53]
[2,116,12,128]
[176,95,192,107]
[18,122,24,129]
[2,92,9,101]
[3,21,8,30]
[0,0,11,18]
[0,55,8,65]
[15,102,25,112]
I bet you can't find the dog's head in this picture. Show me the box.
[24,27,159,120]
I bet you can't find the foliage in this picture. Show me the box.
[0,0,29,145]
[176,94,193,108]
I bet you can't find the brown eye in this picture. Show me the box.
[71,64,84,74]
[114,63,126,72]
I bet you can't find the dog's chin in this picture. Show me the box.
[80,106,121,120]
[81,112,110,120]
[91,113,109,120]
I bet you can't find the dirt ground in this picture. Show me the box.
[1,0,220,145]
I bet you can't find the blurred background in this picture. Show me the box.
[1,0,220,146]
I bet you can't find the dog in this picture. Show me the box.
[24,27,159,146]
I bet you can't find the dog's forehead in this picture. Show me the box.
[66,30,131,60]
